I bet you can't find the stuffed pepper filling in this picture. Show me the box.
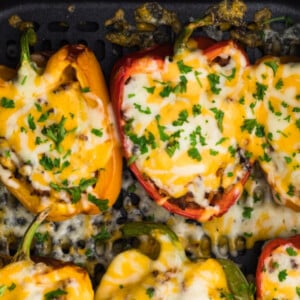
[259,242,300,300]
[120,39,300,218]
[0,32,122,220]
[122,45,251,213]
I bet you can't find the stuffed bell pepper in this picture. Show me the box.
[0,210,94,299]
[110,7,300,222]
[256,235,300,300]
[95,222,254,300]
[0,26,122,221]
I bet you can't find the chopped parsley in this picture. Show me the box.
[296,287,300,296]
[27,114,36,131]
[81,86,90,93]
[190,126,206,146]
[1,97,15,108]
[284,156,292,164]
[216,137,228,145]
[50,177,97,203]
[264,61,279,76]
[242,206,253,219]
[210,107,224,132]
[177,60,192,74]
[39,155,60,171]
[194,70,203,87]
[209,149,219,156]
[143,86,155,94]
[38,109,53,122]
[91,128,103,137]
[192,104,202,116]
[155,115,169,142]
[41,115,75,153]
[188,147,202,161]
[253,82,268,101]
[275,78,284,90]
[278,269,287,282]
[240,119,265,137]
[159,84,173,98]
[88,193,109,211]
[174,75,188,94]
[221,67,236,81]
[207,73,221,95]
[287,184,295,196]
[286,246,298,256]
[134,103,151,114]
[44,288,67,300]
[146,287,155,298]
[172,109,189,126]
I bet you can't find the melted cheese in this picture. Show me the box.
[259,243,300,300]
[0,260,94,300]
[0,60,112,206]
[95,230,230,300]
[123,44,249,210]
[122,43,300,210]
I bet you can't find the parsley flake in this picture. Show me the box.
[286,246,297,256]
[91,128,103,137]
[264,61,279,75]
[207,73,221,95]
[27,114,36,131]
[88,193,109,211]
[44,288,67,300]
[1,97,15,108]
[177,60,192,74]
[134,103,151,114]
[278,269,287,282]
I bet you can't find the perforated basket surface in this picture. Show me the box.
[0,0,299,289]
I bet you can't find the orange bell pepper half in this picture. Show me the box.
[0,27,122,221]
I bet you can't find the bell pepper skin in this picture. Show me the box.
[111,37,251,222]
[0,28,122,221]
[256,235,300,300]
[95,222,254,300]
[0,210,94,300]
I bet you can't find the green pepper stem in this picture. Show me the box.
[13,209,49,262]
[20,27,37,68]
[121,222,178,242]
[174,15,213,54]
[217,258,255,300]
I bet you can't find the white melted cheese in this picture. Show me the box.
[0,60,112,205]
[95,230,230,300]
[123,45,249,208]
[122,43,300,212]
[260,243,300,300]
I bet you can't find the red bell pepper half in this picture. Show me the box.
[110,34,251,222]
[256,235,300,299]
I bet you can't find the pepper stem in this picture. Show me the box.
[121,222,178,242]
[13,209,49,262]
[20,27,37,68]
[174,14,213,54]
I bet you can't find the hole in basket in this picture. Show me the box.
[61,240,71,254]
[59,40,69,47]
[76,21,99,32]
[48,21,69,32]
[41,39,52,51]
[77,39,88,46]
[6,40,18,60]
[94,40,105,60]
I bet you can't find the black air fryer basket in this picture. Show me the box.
[0,0,299,290]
